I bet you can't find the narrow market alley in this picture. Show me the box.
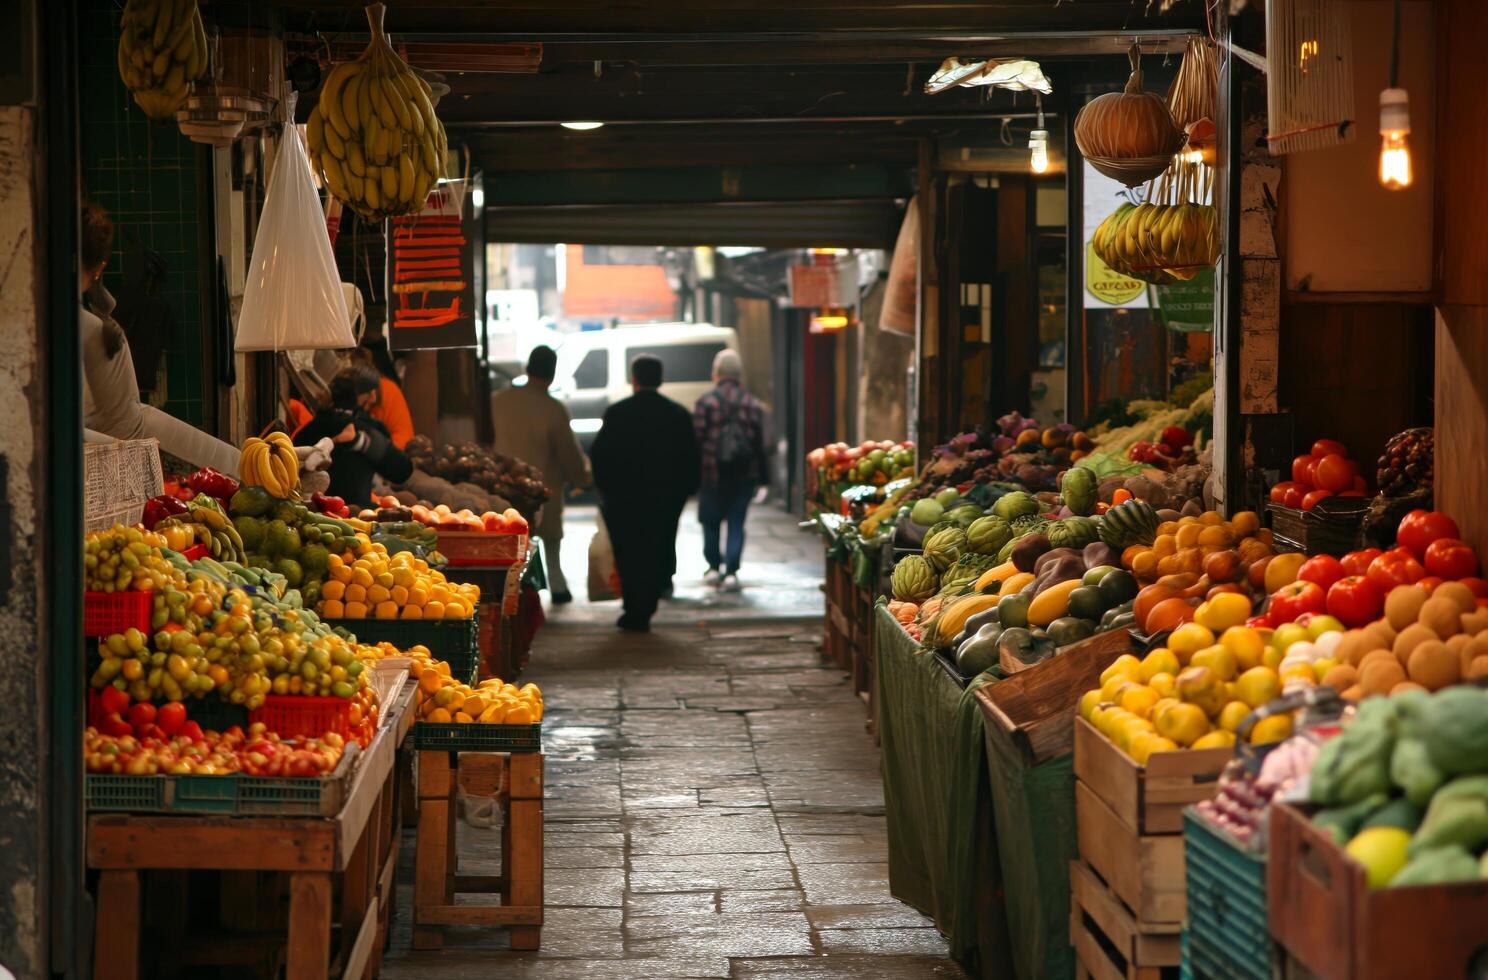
[383,507,966,979]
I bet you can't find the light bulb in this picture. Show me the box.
[560,121,604,131]
[1028,129,1049,174]
[1378,88,1412,191]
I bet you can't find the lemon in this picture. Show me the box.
[1192,645,1240,682]
[1148,672,1177,698]
[1196,591,1253,633]
[1192,729,1237,750]
[1155,701,1210,746]
[1235,666,1282,708]
[1345,827,1411,889]
[1311,658,1338,684]
[1128,732,1163,764]
[1079,689,1103,722]
[1120,684,1161,719]
[1221,626,1267,670]
[1249,713,1294,745]
[1101,676,1139,703]
[1168,623,1216,662]
[1218,700,1252,732]
[1139,648,1181,682]
[1262,645,1284,669]
[1176,665,1227,717]
[1100,654,1143,687]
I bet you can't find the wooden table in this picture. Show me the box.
[88,680,417,980]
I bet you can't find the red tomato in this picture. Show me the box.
[1269,580,1328,627]
[1282,485,1305,508]
[1457,577,1488,599]
[1326,576,1383,627]
[156,702,186,736]
[1313,454,1356,493]
[1416,576,1443,594]
[1269,481,1304,505]
[178,721,204,743]
[1302,489,1334,511]
[1292,454,1319,487]
[1246,615,1272,629]
[1311,439,1348,459]
[1396,509,1461,559]
[127,702,157,731]
[1297,554,1346,592]
[1367,548,1426,593]
[99,686,130,716]
[1424,538,1479,579]
[1341,548,1382,577]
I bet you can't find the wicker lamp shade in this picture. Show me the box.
[1075,44,1187,186]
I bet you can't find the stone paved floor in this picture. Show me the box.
[381,504,966,978]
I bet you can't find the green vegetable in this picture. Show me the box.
[1060,467,1097,516]
[1392,738,1445,807]
[1408,775,1488,855]
[991,491,1041,521]
[1047,616,1096,647]
[1312,794,1389,845]
[1422,686,1488,777]
[923,527,967,573]
[956,624,1003,676]
[998,593,1031,630]
[891,555,938,602]
[966,516,1013,556]
[1361,797,1424,833]
[1067,585,1108,622]
[1389,846,1482,888]
[1310,698,1397,806]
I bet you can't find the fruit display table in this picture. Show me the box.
[88,678,417,980]
[873,605,1012,979]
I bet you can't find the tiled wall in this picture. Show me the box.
[78,0,207,427]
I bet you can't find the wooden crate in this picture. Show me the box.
[1070,859,1181,980]
[1073,718,1228,835]
[979,629,1135,764]
[1076,781,1187,925]
[1268,802,1488,980]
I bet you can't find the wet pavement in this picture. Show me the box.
[381,506,965,979]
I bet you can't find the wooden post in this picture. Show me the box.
[93,870,140,980]
[505,752,545,951]
[286,872,332,980]
[414,749,454,951]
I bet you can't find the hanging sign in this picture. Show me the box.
[1082,160,1149,309]
[388,179,478,350]
[1156,267,1216,331]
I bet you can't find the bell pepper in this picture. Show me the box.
[311,492,350,518]
[187,467,241,504]
[141,494,189,530]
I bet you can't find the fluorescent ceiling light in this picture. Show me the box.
[560,121,604,131]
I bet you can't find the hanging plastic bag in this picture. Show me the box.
[236,93,354,351]
[587,514,621,602]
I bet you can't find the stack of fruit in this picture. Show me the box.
[115,0,208,120]
[1078,618,1342,761]
[319,543,478,620]
[238,432,302,499]
[1269,438,1369,510]
[85,721,346,778]
[414,662,543,725]
[305,5,447,219]
[85,525,177,593]
[1308,685,1488,887]
[808,440,917,488]
[228,486,366,608]
[404,438,551,518]
[1376,427,1433,498]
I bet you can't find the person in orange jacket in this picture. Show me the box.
[353,339,414,449]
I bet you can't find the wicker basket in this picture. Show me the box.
[1084,151,1180,187]
[84,438,162,532]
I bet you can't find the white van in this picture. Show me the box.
[549,323,740,443]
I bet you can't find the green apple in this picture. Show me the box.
[1271,622,1310,652]
[1305,615,1345,640]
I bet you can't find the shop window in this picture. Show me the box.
[573,349,609,390]
[582,245,661,266]
[626,343,726,384]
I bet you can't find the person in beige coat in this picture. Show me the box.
[490,345,590,603]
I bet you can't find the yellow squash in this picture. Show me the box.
[1028,579,1083,627]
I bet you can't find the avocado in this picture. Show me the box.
[1067,585,1109,622]
[1098,568,1140,606]
[997,626,1056,667]
[1082,564,1118,587]
[998,593,1031,629]
[1048,616,1096,647]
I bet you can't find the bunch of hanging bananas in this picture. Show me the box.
[1092,202,1219,285]
[305,6,447,221]
[116,0,208,121]
[239,433,301,499]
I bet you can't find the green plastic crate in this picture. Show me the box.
[331,614,480,682]
[413,722,541,753]
[85,774,167,812]
[1182,808,1269,980]
[170,773,240,813]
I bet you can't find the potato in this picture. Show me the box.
[1384,585,1428,630]
[1362,620,1398,650]
[1391,680,1428,695]
[1359,648,1401,674]
[1393,623,1440,666]
[1360,658,1406,695]
[1467,656,1488,681]
[1464,635,1488,675]
[1461,607,1488,635]
[1419,596,1463,639]
[1340,683,1365,701]
[1432,581,1478,615]
[1320,664,1358,691]
[1406,640,1460,690]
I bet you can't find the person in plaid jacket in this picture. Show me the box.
[692,350,768,591]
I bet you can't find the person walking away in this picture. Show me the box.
[693,349,768,591]
[294,365,413,508]
[490,345,591,604]
[590,355,700,631]
[79,202,241,475]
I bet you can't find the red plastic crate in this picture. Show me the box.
[84,591,154,637]
[249,695,351,740]
[181,544,209,561]
[436,531,528,567]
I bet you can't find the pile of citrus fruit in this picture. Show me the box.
[319,542,479,620]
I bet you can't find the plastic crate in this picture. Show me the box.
[249,695,351,740]
[413,721,542,752]
[170,773,241,813]
[180,544,209,561]
[1182,808,1269,980]
[85,774,167,812]
[436,531,527,567]
[84,591,154,637]
[330,616,479,683]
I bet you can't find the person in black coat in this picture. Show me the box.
[295,364,414,508]
[590,354,701,631]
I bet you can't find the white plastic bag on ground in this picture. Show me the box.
[236,95,354,351]
[587,514,621,602]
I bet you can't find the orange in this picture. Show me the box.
[375,600,399,619]
[351,566,374,588]
[425,600,445,619]
[321,580,346,601]
[344,601,368,619]
[321,599,345,619]
[367,584,391,604]
[400,605,423,620]
[344,584,367,604]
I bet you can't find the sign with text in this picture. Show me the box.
[1082,160,1150,310]
[388,179,478,350]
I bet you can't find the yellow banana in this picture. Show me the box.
[398,155,414,204]
[322,63,360,141]
[306,109,325,156]
[346,140,366,178]
[380,165,398,201]
[341,73,364,136]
